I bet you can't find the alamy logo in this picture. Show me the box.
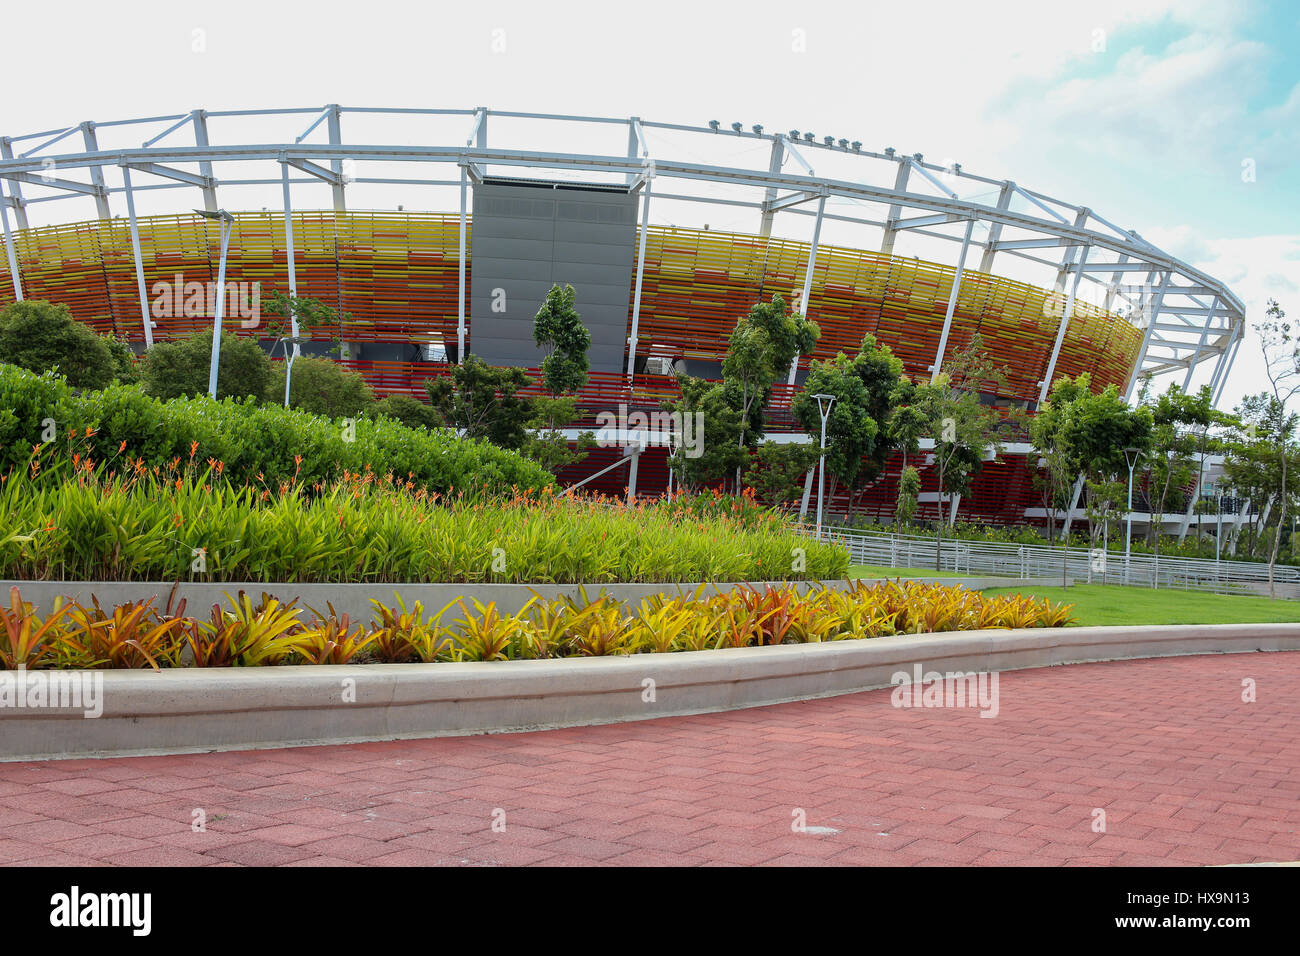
[49,886,151,936]
[593,404,704,458]
[150,275,261,327]
[0,665,103,718]
[890,664,999,718]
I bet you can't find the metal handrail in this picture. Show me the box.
[804,526,1300,597]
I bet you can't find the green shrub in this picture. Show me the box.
[367,394,440,431]
[0,366,87,476]
[0,363,552,496]
[0,300,119,390]
[275,356,373,418]
[140,330,274,402]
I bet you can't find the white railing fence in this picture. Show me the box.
[805,527,1300,598]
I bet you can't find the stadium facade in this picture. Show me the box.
[0,107,1245,525]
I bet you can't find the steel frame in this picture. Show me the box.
[0,106,1245,399]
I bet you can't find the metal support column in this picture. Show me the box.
[930,219,975,383]
[1182,296,1218,391]
[977,182,1014,273]
[0,189,22,302]
[1212,325,1243,407]
[80,123,111,219]
[627,176,653,377]
[1124,270,1172,401]
[457,163,468,364]
[786,193,825,386]
[120,165,153,347]
[878,160,911,257]
[280,163,300,353]
[1038,245,1090,402]
[190,110,218,212]
[0,138,29,230]
[758,138,784,237]
[326,104,346,211]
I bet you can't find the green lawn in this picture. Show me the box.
[849,564,968,579]
[980,584,1300,626]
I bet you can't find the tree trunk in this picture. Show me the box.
[935,463,945,572]
[1269,459,1286,600]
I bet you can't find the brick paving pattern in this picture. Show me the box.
[1,652,1297,866]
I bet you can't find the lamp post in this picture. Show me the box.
[195,208,235,399]
[1123,446,1143,585]
[813,393,836,542]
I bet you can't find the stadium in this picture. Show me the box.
[0,106,1246,525]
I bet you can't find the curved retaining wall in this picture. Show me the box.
[2,622,1296,762]
[0,576,1055,620]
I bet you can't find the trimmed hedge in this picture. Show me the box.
[0,364,552,496]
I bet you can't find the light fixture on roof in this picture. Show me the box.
[789,129,800,140]
[803,132,815,143]
[731,122,743,132]
[851,141,862,151]
[884,147,896,158]
[837,138,848,148]
[913,152,924,162]
[823,135,834,146]
[752,124,763,135]
[708,120,720,131]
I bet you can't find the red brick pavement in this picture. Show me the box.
[1,652,1298,866]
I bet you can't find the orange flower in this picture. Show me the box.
[189,440,199,459]
[118,440,128,453]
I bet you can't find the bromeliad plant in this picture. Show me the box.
[1,580,1076,670]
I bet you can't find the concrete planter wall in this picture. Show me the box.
[0,576,1055,620]
[2,622,1295,762]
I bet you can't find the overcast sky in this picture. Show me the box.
[2,0,1295,410]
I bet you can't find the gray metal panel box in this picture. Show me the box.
[470,180,637,373]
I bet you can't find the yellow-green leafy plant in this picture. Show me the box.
[0,586,71,669]
[186,591,305,667]
[453,598,536,662]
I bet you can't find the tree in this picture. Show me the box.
[1240,299,1299,596]
[525,285,595,475]
[1141,382,1215,570]
[1030,374,1091,548]
[140,330,274,402]
[909,336,1019,570]
[532,284,590,396]
[790,334,906,522]
[895,465,921,526]
[723,294,820,488]
[425,354,533,451]
[743,441,819,512]
[663,376,746,491]
[791,353,875,503]
[274,356,373,418]
[102,334,140,385]
[367,394,441,431]
[262,290,344,407]
[0,300,119,390]
[1059,383,1152,574]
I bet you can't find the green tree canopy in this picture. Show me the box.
[425,354,533,451]
[139,329,274,402]
[533,283,591,396]
[0,300,120,390]
[274,356,373,419]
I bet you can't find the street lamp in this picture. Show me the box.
[813,393,836,541]
[195,209,235,399]
[1123,446,1143,585]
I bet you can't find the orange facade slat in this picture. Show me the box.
[0,214,1141,399]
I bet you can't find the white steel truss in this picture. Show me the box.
[0,106,1246,401]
